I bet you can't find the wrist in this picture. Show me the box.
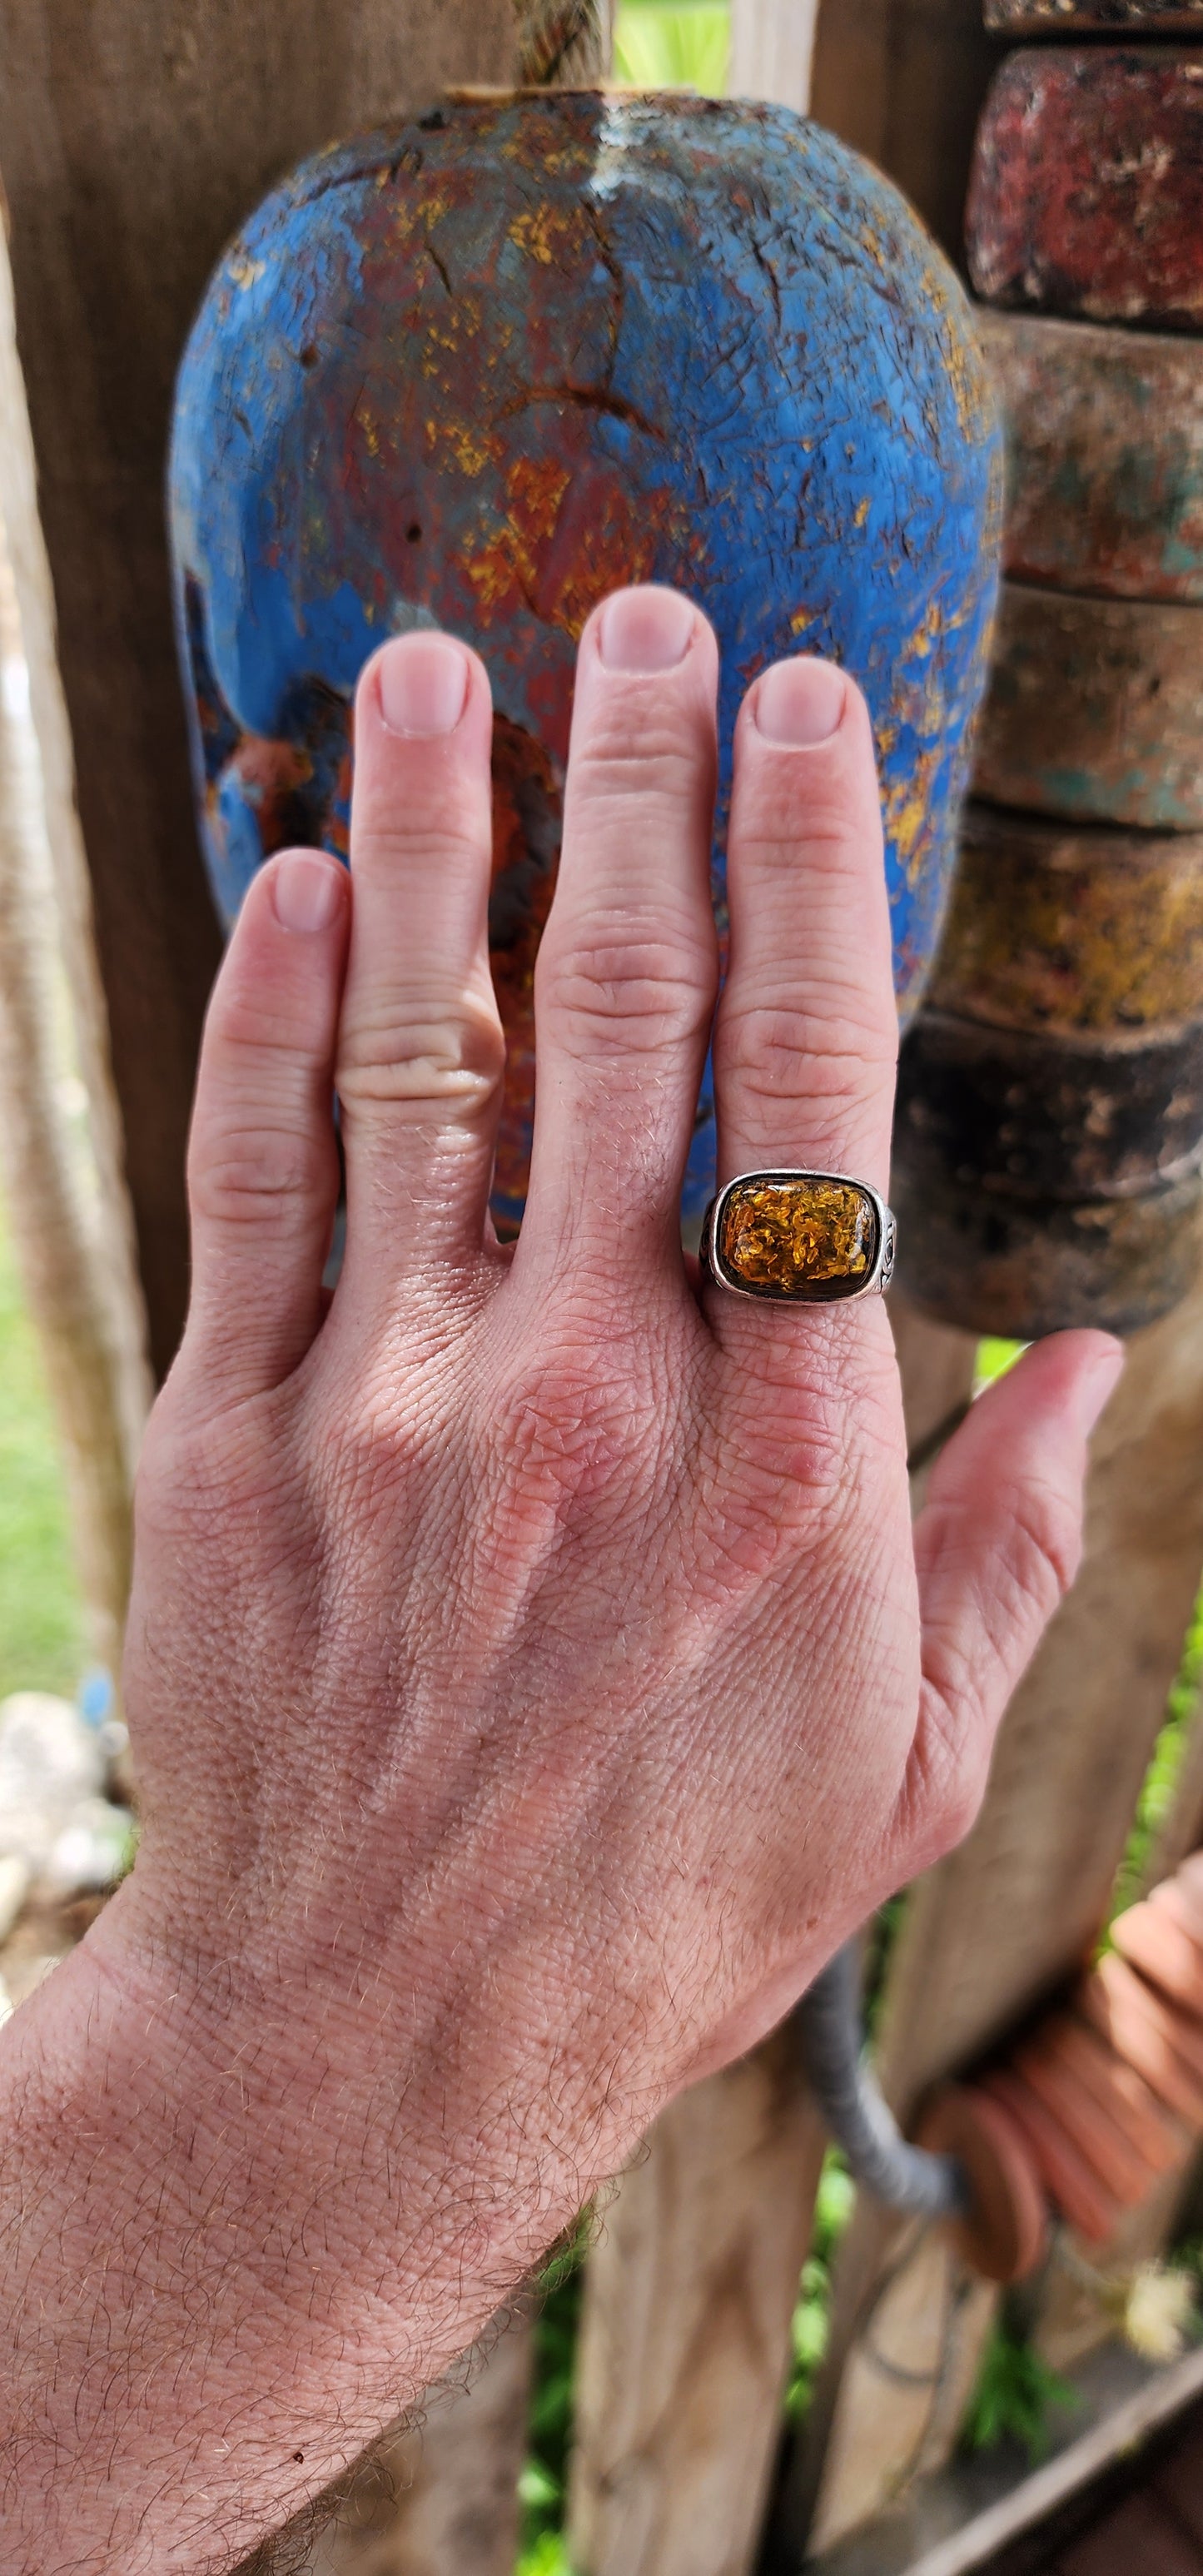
[0,1870,559,2572]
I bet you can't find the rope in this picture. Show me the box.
[514,0,609,85]
[796,1940,971,2220]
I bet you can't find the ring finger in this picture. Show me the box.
[708,658,897,1315]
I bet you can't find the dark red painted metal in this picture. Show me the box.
[987,0,1203,25]
[967,48,1203,331]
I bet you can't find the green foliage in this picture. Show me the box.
[786,2150,856,2422]
[0,1186,82,1701]
[974,1337,1027,1390]
[517,2222,590,2568]
[613,1,730,94]
[517,2537,574,2576]
[1109,1579,1203,1927]
[961,2326,1077,2464]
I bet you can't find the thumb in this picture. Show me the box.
[899,1331,1124,1868]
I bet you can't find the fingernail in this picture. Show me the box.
[1078,1338,1126,1435]
[377,633,469,736]
[272,852,343,933]
[755,657,847,747]
[598,587,695,674]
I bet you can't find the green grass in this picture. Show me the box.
[961,2326,1077,2465]
[0,1186,82,1701]
[613,0,730,93]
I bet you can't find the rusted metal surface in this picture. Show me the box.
[892,1162,1203,1338]
[921,37,1203,1340]
[928,804,1203,1033]
[895,1010,1203,1201]
[169,89,1001,1236]
[980,308,1203,603]
[967,47,1203,331]
[986,0,1203,23]
[974,581,1203,829]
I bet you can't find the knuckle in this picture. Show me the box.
[337,992,505,1111]
[571,715,711,804]
[717,999,892,1093]
[737,807,867,870]
[487,1344,649,1529]
[539,921,713,1057]
[902,1682,990,1867]
[189,1121,323,1226]
[352,813,486,881]
[134,1382,270,1540]
[1003,1471,1083,1621]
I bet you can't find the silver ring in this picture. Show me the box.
[700,1169,896,1305]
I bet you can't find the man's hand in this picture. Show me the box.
[1,587,1121,2572]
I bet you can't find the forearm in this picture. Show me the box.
[0,1878,557,2576]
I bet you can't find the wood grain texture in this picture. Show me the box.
[805,2227,997,2557]
[0,0,519,1372]
[0,208,151,1672]
[979,309,1203,606]
[568,2026,826,2576]
[967,47,1203,331]
[0,540,142,1680]
[779,1277,1203,2555]
[975,583,1203,832]
[515,0,610,84]
[808,0,1003,266]
[728,0,819,111]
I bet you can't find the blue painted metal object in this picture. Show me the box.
[171,91,1002,1231]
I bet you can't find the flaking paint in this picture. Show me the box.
[171,91,1001,1231]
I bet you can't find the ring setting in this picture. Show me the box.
[700,1170,897,1305]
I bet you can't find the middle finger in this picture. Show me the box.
[520,586,720,1286]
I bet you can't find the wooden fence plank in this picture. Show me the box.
[776,1276,1203,2562]
[0,214,152,1574]
[728,0,821,110]
[569,2029,827,2576]
[0,526,142,1683]
[808,0,1002,266]
[0,0,519,1374]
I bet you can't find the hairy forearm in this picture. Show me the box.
[0,1877,562,2576]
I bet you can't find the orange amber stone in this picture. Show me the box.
[716,1176,877,1300]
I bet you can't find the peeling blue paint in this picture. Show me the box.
[171,91,1001,1229]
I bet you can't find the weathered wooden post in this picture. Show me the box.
[0,0,520,1375]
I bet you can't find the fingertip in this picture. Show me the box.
[1061,1330,1126,1437]
[355,629,492,743]
[579,584,718,684]
[266,849,348,936]
[751,655,848,748]
[994,1329,1125,1440]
